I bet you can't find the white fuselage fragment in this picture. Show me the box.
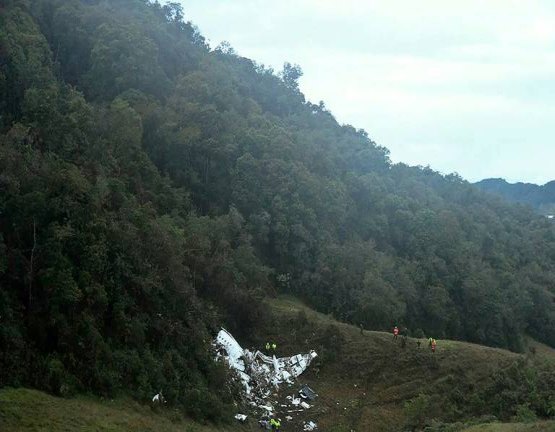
[213,328,317,411]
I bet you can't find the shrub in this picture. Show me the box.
[405,393,432,430]
[513,404,537,423]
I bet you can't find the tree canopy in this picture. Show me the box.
[0,0,554,420]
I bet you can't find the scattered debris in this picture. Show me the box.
[303,420,318,431]
[234,413,247,422]
[151,391,165,404]
[213,328,317,418]
[259,405,273,414]
[299,384,318,400]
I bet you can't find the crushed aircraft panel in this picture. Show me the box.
[213,328,317,415]
[299,384,318,400]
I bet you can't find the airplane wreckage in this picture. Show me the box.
[213,329,319,426]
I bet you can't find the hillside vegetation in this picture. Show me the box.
[0,387,245,432]
[475,179,555,215]
[2,297,555,431]
[262,298,555,431]
[1,0,555,424]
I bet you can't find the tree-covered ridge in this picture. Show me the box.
[476,178,555,215]
[0,0,554,418]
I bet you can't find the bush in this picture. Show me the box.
[317,324,345,363]
[513,404,537,423]
[405,393,432,430]
[183,387,232,423]
[414,328,425,339]
[45,356,78,396]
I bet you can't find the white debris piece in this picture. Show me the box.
[151,391,165,403]
[234,413,247,422]
[300,401,311,409]
[304,420,318,431]
[213,328,317,411]
[259,405,274,414]
[215,329,246,371]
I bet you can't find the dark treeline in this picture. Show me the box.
[1,0,554,419]
[476,178,555,215]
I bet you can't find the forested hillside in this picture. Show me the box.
[1,0,555,420]
[476,178,555,215]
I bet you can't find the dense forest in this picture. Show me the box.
[1,0,555,420]
[476,178,555,215]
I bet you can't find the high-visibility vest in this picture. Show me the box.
[271,343,277,350]
[265,342,270,350]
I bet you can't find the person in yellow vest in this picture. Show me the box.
[265,342,270,351]
[270,417,281,430]
[271,342,277,352]
[431,338,437,353]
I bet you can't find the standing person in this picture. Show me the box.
[265,342,270,352]
[431,338,437,353]
[271,342,277,353]
[259,416,270,429]
[428,337,433,347]
[270,417,281,430]
[393,326,399,340]
[359,323,364,335]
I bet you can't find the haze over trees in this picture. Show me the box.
[476,178,555,215]
[1,0,554,420]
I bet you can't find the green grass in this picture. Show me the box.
[1,296,554,432]
[0,388,255,432]
[462,422,555,431]
[263,296,555,432]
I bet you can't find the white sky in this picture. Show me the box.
[178,0,555,184]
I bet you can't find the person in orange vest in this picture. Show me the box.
[431,338,437,353]
[393,326,399,341]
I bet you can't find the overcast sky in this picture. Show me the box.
[178,0,555,184]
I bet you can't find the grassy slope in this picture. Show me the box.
[0,387,242,432]
[462,423,555,432]
[1,296,554,432]
[265,297,555,432]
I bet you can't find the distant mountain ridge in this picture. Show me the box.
[475,178,555,214]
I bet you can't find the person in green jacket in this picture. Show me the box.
[270,417,281,430]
